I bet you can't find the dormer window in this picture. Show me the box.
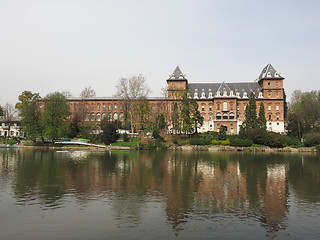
[230,91,234,96]
[194,92,198,99]
[258,92,263,98]
[201,91,206,99]
[223,91,227,97]
[275,72,279,77]
[216,91,221,97]
[208,92,213,98]
[267,72,271,77]
[236,92,240,98]
[243,92,248,98]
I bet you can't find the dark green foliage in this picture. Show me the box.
[242,92,258,131]
[266,132,286,148]
[283,90,288,120]
[0,105,3,116]
[172,137,178,144]
[189,138,211,145]
[257,103,266,130]
[15,91,42,140]
[123,132,130,142]
[42,92,70,141]
[218,125,227,140]
[100,118,119,145]
[285,136,302,147]
[172,102,180,134]
[303,132,320,147]
[229,138,253,147]
[244,128,267,145]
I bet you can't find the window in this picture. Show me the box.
[268,106,271,110]
[268,82,270,86]
[216,113,221,120]
[231,124,234,127]
[86,105,89,110]
[276,92,279,97]
[119,113,124,121]
[97,105,100,111]
[230,104,233,110]
[90,113,95,121]
[102,113,106,120]
[108,113,112,121]
[158,106,160,111]
[217,104,220,110]
[269,115,271,120]
[223,102,227,111]
[152,106,154,111]
[276,82,278,86]
[277,115,279,120]
[92,105,94,111]
[103,105,106,111]
[202,106,205,111]
[85,114,89,121]
[217,124,220,127]
[229,112,235,120]
[276,106,279,110]
[96,113,101,121]
[114,113,118,120]
[268,92,271,96]
[115,105,117,111]
[209,106,212,111]
[108,105,111,110]
[164,106,166,111]
[223,113,228,120]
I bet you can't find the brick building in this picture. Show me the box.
[55,63,285,134]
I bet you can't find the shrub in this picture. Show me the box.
[229,138,253,147]
[266,132,286,148]
[211,139,230,146]
[190,138,211,146]
[172,137,178,145]
[244,128,267,145]
[123,132,130,142]
[285,136,302,147]
[303,132,320,147]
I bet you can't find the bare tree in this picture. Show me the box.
[114,74,151,135]
[61,91,73,98]
[80,87,96,98]
[2,103,15,138]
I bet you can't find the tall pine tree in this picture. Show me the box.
[257,102,266,130]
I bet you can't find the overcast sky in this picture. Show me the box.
[1,0,320,106]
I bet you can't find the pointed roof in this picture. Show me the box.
[167,66,187,81]
[258,63,284,81]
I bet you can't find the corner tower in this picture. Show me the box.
[257,63,285,99]
[167,66,188,100]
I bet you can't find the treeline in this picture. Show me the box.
[286,90,320,146]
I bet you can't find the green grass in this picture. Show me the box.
[112,137,141,149]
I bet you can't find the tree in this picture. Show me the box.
[257,102,266,131]
[114,75,151,135]
[172,102,180,134]
[218,125,227,140]
[15,91,42,141]
[0,105,3,116]
[41,92,70,141]
[61,91,73,98]
[80,87,96,98]
[100,118,119,145]
[2,103,15,138]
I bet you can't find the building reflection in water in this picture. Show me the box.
[0,150,298,233]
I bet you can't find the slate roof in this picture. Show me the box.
[168,66,187,80]
[258,63,284,81]
[189,82,262,99]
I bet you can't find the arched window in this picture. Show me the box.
[90,113,95,121]
[119,113,124,121]
[85,114,89,121]
[108,113,112,121]
[216,113,221,120]
[229,112,235,120]
[223,102,227,111]
[96,113,101,121]
[114,113,118,120]
[223,113,228,120]
[102,113,106,120]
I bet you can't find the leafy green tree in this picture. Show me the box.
[15,91,42,141]
[100,118,119,145]
[0,105,3,116]
[257,102,266,131]
[172,102,180,134]
[218,125,227,140]
[41,92,70,141]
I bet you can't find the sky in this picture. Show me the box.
[1,0,320,106]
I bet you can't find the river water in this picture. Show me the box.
[0,149,319,239]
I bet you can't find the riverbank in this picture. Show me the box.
[1,143,317,153]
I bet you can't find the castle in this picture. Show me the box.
[62,63,285,134]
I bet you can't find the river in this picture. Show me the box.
[0,149,319,239]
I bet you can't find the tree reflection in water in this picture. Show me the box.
[1,149,320,236]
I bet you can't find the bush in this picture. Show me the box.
[123,132,130,142]
[303,132,320,147]
[4,137,19,145]
[211,139,230,146]
[229,138,253,147]
[172,137,178,145]
[266,132,286,148]
[285,136,302,147]
[190,138,211,146]
[244,128,267,145]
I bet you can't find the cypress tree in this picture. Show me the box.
[257,102,266,130]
